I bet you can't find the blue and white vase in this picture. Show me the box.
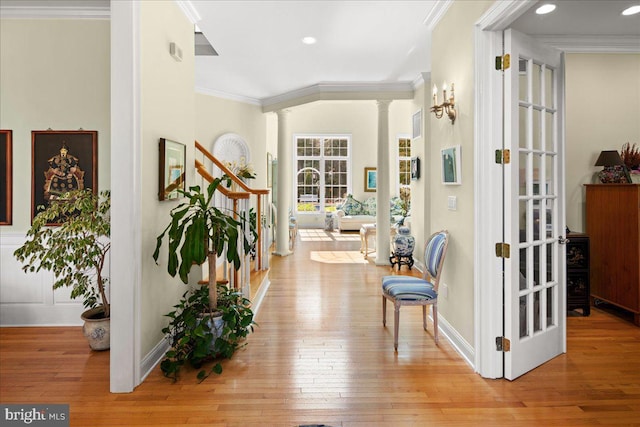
[393,226,415,256]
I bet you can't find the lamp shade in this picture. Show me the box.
[594,150,623,167]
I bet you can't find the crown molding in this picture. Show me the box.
[423,0,453,31]
[0,2,109,19]
[174,0,200,24]
[534,35,640,53]
[413,72,431,89]
[260,81,415,112]
[195,86,262,106]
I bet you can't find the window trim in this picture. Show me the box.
[293,134,352,214]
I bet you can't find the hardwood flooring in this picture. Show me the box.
[2,229,640,426]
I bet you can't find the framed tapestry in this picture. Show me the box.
[31,130,98,223]
[0,130,12,225]
[364,167,377,192]
[159,138,186,201]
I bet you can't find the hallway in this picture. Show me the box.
[1,230,640,426]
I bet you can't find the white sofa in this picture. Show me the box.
[335,195,407,232]
[335,211,375,231]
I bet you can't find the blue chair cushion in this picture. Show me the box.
[382,277,437,301]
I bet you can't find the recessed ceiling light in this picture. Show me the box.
[622,5,640,15]
[535,3,556,15]
[302,36,317,45]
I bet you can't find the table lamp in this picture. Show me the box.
[595,150,631,183]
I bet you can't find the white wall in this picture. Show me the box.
[195,94,268,190]
[431,0,493,346]
[0,19,111,325]
[138,1,196,358]
[565,53,640,232]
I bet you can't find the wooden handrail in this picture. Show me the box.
[194,140,271,279]
[195,141,269,195]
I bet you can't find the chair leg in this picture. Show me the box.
[433,303,439,345]
[382,295,387,327]
[394,301,400,351]
[422,305,427,330]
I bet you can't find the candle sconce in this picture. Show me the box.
[431,83,456,124]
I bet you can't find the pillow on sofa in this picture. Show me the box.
[363,197,377,216]
[341,194,364,215]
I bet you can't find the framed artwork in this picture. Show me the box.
[441,145,461,185]
[412,109,422,139]
[411,156,420,181]
[267,152,273,188]
[0,130,12,225]
[159,138,186,201]
[31,130,98,223]
[364,167,377,192]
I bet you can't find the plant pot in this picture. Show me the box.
[81,307,110,351]
[198,312,224,350]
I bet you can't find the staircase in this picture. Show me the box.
[194,141,271,298]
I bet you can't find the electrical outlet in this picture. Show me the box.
[440,283,449,298]
[447,196,457,211]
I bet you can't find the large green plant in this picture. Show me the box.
[14,189,111,317]
[160,284,255,381]
[153,176,252,311]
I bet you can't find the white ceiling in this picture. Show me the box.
[1,0,639,105]
[192,0,640,104]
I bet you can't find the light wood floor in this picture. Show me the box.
[2,229,640,426]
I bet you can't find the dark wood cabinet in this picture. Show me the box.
[566,232,590,315]
[585,184,640,326]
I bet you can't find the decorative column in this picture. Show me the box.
[274,109,292,256]
[375,100,392,265]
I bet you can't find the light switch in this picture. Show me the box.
[448,196,457,210]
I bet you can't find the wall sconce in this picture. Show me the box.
[431,83,457,124]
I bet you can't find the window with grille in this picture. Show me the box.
[398,137,411,189]
[295,136,350,213]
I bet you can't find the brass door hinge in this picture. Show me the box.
[496,336,511,352]
[495,243,511,258]
[495,53,511,70]
[495,149,511,164]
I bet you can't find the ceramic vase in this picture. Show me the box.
[393,226,415,256]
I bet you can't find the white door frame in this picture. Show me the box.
[473,0,537,379]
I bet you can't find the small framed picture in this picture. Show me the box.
[412,109,422,139]
[441,145,461,185]
[0,130,12,225]
[411,156,420,181]
[159,138,186,201]
[364,167,377,192]
[31,130,98,223]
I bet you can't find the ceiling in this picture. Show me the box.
[1,0,639,105]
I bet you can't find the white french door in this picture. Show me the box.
[503,28,567,380]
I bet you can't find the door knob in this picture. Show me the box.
[558,236,570,245]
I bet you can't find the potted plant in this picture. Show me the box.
[621,142,640,182]
[160,283,254,381]
[153,176,255,380]
[14,189,111,350]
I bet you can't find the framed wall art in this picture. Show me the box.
[412,109,422,139]
[441,145,461,185]
[159,138,186,201]
[364,167,377,192]
[0,130,12,225]
[411,156,420,181]
[31,130,98,223]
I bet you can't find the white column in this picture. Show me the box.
[274,109,292,256]
[376,100,392,265]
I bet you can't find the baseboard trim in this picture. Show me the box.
[437,313,475,370]
[251,275,271,318]
[140,336,170,383]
